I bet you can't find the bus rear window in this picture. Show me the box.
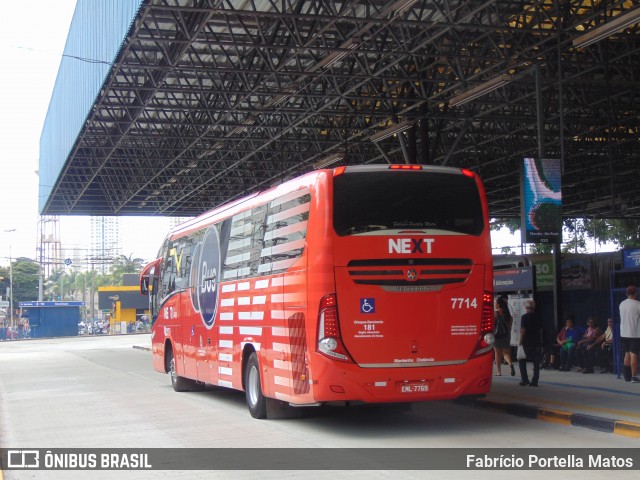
[333,171,484,236]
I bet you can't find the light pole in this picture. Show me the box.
[4,229,16,331]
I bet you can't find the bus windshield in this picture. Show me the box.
[333,170,484,236]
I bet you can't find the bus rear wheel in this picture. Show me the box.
[245,352,267,419]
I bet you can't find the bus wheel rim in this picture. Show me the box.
[248,366,259,406]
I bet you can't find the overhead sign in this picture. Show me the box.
[493,267,535,293]
[521,158,562,244]
[623,249,640,269]
[19,301,85,307]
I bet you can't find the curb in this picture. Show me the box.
[133,345,151,352]
[476,398,640,438]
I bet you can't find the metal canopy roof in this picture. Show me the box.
[41,0,640,220]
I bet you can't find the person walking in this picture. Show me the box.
[493,297,515,376]
[619,285,640,383]
[518,299,542,386]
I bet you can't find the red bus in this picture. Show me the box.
[141,164,494,418]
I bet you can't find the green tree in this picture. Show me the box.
[0,266,9,299]
[576,218,639,250]
[109,254,145,284]
[10,258,40,303]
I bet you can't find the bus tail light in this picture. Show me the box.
[317,294,352,363]
[389,164,422,170]
[471,291,495,358]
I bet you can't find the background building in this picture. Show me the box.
[90,217,122,273]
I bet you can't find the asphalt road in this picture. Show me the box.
[0,335,637,480]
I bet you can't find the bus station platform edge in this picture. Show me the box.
[471,368,640,438]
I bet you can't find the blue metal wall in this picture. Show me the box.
[27,306,81,338]
[39,0,143,212]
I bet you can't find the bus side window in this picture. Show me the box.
[161,243,177,298]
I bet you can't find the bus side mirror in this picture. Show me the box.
[140,277,150,295]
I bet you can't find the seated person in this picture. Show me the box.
[549,314,575,369]
[558,318,582,371]
[576,317,602,373]
[587,318,613,373]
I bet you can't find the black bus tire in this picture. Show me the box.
[245,352,267,419]
[168,348,190,392]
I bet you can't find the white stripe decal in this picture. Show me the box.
[238,312,264,321]
[238,297,251,306]
[219,340,233,348]
[225,252,250,265]
[219,312,234,321]
[274,376,292,387]
[238,282,250,291]
[219,326,233,335]
[220,298,235,307]
[266,203,310,225]
[218,380,233,388]
[239,326,262,336]
[263,220,307,242]
[258,258,297,274]
[260,238,305,258]
[252,295,266,305]
[254,279,269,289]
[222,284,237,293]
[273,359,289,370]
[272,342,291,354]
[268,188,310,208]
[271,327,287,337]
[218,367,233,376]
[219,353,233,362]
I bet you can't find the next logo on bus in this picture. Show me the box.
[388,238,435,254]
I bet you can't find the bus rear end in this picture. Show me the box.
[310,164,494,404]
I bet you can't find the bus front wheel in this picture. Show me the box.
[167,348,190,392]
[245,352,267,419]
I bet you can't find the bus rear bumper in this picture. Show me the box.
[302,355,493,405]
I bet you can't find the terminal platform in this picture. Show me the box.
[476,367,640,438]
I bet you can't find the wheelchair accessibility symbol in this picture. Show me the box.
[360,298,376,314]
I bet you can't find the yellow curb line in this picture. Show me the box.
[614,421,640,439]
[537,408,572,425]
[478,399,640,437]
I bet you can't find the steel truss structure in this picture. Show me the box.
[42,0,640,220]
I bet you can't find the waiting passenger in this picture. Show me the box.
[576,317,602,373]
[518,300,542,386]
[557,318,581,371]
[587,318,613,373]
